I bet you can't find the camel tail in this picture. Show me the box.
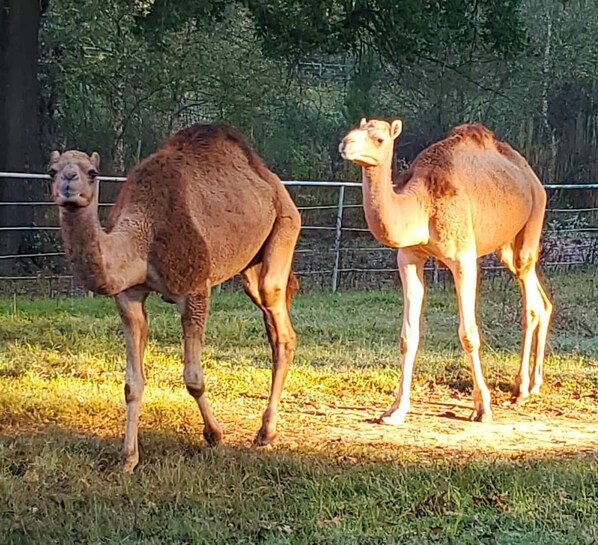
[286,271,300,308]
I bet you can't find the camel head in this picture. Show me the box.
[339,118,403,167]
[48,150,100,208]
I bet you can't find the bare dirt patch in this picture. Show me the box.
[275,395,598,458]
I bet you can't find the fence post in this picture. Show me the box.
[88,178,103,298]
[331,185,346,292]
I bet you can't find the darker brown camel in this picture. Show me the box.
[340,119,553,424]
[49,123,301,472]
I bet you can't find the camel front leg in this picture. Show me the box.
[115,287,149,473]
[449,254,492,422]
[180,289,222,445]
[380,250,426,425]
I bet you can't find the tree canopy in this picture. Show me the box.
[246,0,528,62]
[2,0,598,186]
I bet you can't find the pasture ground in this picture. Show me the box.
[1,270,597,544]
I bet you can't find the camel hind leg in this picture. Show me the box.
[180,286,223,446]
[498,233,553,405]
[241,213,300,446]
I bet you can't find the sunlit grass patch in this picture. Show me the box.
[0,270,597,544]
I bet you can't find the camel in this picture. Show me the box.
[49,123,301,472]
[339,118,553,424]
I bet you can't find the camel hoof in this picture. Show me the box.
[378,411,407,426]
[512,393,530,407]
[121,452,139,473]
[470,410,492,423]
[203,426,223,446]
[529,386,541,396]
[253,429,278,447]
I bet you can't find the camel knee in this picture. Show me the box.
[259,278,285,309]
[284,329,297,351]
[124,380,144,403]
[523,308,539,329]
[400,333,418,356]
[272,327,297,355]
[515,253,536,277]
[524,295,550,329]
[458,325,480,354]
[184,368,205,399]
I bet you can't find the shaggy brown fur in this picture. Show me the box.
[340,118,553,427]
[49,123,301,472]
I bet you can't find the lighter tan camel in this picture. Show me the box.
[339,118,553,424]
[49,123,301,472]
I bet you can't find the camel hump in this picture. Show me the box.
[166,122,253,152]
[447,123,496,149]
[449,123,529,165]
[409,123,508,200]
[165,122,276,182]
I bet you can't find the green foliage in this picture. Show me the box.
[34,0,598,191]
[246,0,528,63]
[40,0,346,177]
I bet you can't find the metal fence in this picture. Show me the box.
[0,172,597,295]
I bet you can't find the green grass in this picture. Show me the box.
[0,270,597,544]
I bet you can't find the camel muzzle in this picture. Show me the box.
[339,139,353,160]
[56,190,87,208]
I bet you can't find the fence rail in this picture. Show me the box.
[1,172,597,294]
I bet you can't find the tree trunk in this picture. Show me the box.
[0,0,46,269]
[541,4,557,183]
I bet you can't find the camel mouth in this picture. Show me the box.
[341,150,379,167]
[339,142,379,167]
[351,157,379,167]
[56,193,89,209]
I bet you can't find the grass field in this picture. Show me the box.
[1,270,597,544]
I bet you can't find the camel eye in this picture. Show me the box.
[376,137,385,145]
[48,168,57,177]
[88,169,98,179]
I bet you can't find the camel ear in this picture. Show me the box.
[48,150,61,166]
[359,117,368,128]
[90,152,101,170]
[391,120,403,140]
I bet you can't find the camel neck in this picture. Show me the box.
[59,201,147,295]
[361,159,429,248]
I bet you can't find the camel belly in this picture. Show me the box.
[469,180,533,257]
[475,216,529,256]
[148,207,275,294]
[203,210,275,285]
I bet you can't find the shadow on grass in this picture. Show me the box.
[1,426,597,545]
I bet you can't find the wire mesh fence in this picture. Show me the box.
[0,172,597,296]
